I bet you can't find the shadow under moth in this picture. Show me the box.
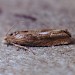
[4,29,72,50]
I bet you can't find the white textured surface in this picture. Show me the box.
[0,0,75,75]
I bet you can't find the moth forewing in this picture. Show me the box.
[4,29,71,47]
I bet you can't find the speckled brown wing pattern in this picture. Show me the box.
[4,29,71,46]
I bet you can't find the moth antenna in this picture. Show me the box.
[6,24,16,36]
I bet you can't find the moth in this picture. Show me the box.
[4,29,71,50]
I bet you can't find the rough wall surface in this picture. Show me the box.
[0,0,75,75]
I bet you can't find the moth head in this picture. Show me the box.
[4,32,17,44]
[4,31,26,45]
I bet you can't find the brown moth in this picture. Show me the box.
[4,29,71,50]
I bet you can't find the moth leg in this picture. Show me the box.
[6,43,10,47]
[11,43,36,55]
[12,43,28,51]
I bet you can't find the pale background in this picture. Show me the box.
[0,0,75,75]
